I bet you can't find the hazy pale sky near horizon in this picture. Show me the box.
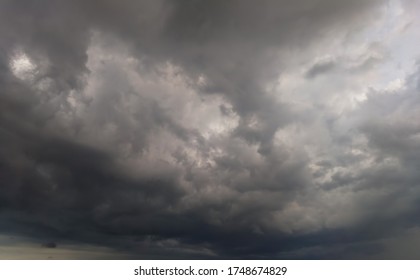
[0,0,420,259]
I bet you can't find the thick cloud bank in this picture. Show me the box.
[1,0,420,259]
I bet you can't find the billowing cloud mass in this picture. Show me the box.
[0,0,420,259]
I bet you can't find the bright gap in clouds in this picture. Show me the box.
[9,52,36,81]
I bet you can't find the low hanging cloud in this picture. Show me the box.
[0,0,420,259]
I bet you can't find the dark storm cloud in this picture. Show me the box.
[0,0,90,90]
[2,0,420,259]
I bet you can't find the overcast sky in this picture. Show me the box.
[0,0,420,259]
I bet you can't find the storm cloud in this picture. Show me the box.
[1,0,420,259]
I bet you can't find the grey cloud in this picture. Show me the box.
[305,59,337,79]
[2,0,420,259]
[305,43,386,79]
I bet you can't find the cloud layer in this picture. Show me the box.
[0,0,420,259]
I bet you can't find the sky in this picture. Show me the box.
[0,0,420,259]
